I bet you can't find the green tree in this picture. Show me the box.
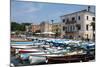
[11,22,21,31]
[21,23,31,26]
[90,22,95,41]
[11,22,31,31]
[21,23,31,31]
[90,22,95,31]
[20,24,26,31]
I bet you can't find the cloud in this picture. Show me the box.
[18,7,39,13]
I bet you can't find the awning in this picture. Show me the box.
[41,32,55,34]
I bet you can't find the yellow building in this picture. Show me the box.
[31,24,40,33]
[40,21,52,33]
[52,23,62,37]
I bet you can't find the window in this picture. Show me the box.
[78,16,80,20]
[76,24,81,30]
[66,27,67,31]
[92,17,95,21]
[65,19,69,24]
[78,35,81,38]
[67,26,69,32]
[72,17,75,21]
[73,26,75,31]
[62,19,65,22]
[67,18,69,22]
[63,26,65,31]
[70,26,72,32]
[87,16,88,20]
[86,24,88,30]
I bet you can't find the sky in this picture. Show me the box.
[11,0,95,23]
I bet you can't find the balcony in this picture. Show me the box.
[65,20,76,24]
[65,31,77,33]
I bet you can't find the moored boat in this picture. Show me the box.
[19,49,42,53]
[29,55,47,64]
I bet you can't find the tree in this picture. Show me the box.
[90,22,95,41]
[76,24,81,40]
[11,22,31,32]
[90,22,95,31]
[20,24,26,31]
[11,22,21,31]
[21,23,31,26]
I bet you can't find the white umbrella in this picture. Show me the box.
[41,32,55,34]
[35,33,41,34]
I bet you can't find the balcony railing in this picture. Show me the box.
[65,20,76,24]
[65,30,78,33]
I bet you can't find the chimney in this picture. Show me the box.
[88,6,90,12]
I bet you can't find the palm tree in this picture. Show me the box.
[51,20,54,30]
[90,22,95,41]
[51,20,54,23]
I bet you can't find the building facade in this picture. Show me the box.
[52,23,62,37]
[40,21,52,33]
[25,24,40,36]
[52,23,62,33]
[31,24,40,33]
[61,10,95,40]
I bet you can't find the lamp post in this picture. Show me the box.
[51,20,54,32]
[51,20,54,38]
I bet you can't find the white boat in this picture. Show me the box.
[18,48,43,53]
[28,53,64,64]
[11,44,33,46]
[11,45,38,49]
[29,55,47,64]
[28,51,48,64]
[19,51,47,61]
[22,51,47,55]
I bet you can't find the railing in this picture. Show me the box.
[65,30,77,33]
[65,20,76,24]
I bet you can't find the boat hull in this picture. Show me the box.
[47,54,95,64]
[29,56,47,64]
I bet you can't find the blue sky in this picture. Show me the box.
[11,0,95,23]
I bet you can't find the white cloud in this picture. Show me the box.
[19,7,39,13]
